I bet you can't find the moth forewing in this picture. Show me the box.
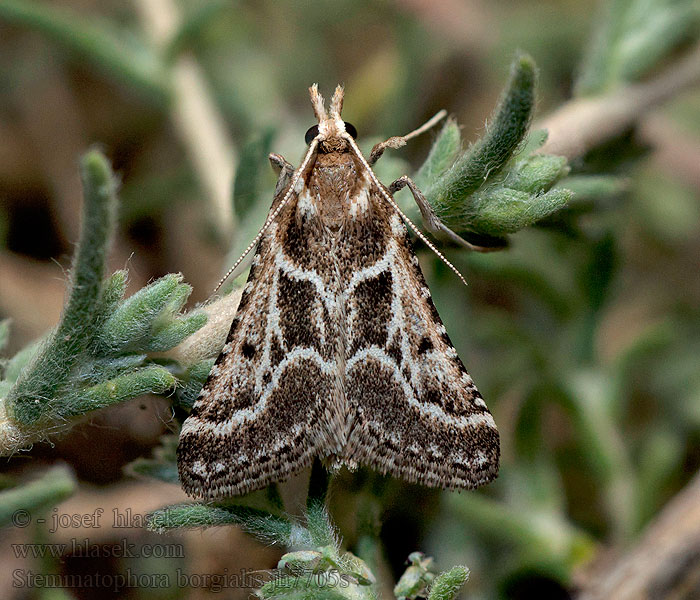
[177,85,499,499]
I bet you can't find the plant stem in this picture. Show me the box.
[6,151,116,425]
[536,43,700,160]
[134,0,237,239]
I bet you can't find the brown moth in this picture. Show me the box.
[177,85,499,499]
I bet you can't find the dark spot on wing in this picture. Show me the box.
[281,215,314,269]
[386,338,402,366]
[418,337,433,354]
[278,271,322,351]
[242,342,256,359]
[224,318,240,344]
[349,270,392,353]
[270,336,285,368]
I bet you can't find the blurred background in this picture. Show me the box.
[1,0,700,598]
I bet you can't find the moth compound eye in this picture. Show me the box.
[305,125,319,145]
[344,122,358,139]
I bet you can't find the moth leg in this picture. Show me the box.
[269,153,295,195]
[390,175,490,252]
[369,137,407,166]
[369,110,447,166]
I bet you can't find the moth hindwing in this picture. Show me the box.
[177,85,499,498]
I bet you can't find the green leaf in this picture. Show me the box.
[145,312,208,352]
[0,150,222,456]
[557,175,628,202]
[0,464,76,528]
[62,366,175,416]
[7,150,117,424]
[147,503,292,539]
[414,118,461,190]
[468,187,572,236]
[233,130,276,219]
[427,566,470,600]
[394,553,436,600]
[166,0,230,60]
[0,0,170,105]
[306,499,337,548]
[126,434,179,485]
[78,355,147,385]
[98,274,182,353]
[92,270,128,330]
[259,578,351,600]
[507,155,569,194]
[2,340,42,386]
[576,0,699,95]
[582,231,617,314]
[174,359,214,411]
[130,458,178,486]
[0,319,10,353]
[263,547,376,600]
[518,129,549,156]
[426,53,536,226]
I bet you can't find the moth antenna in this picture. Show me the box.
[329,85,344,119]
[344,134,468,288]
[402,109,448,141]
[213,138,320,293]
[309,84,327,123]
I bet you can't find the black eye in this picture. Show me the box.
[344,122,358,139]
[305,125,319,145]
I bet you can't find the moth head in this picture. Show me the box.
[306,84,358,153]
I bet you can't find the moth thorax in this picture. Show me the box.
[318,136,349,154]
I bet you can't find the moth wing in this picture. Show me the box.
[177,191,342,499]
[342,209,499,489]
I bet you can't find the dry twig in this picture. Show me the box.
[134,0,236,238]
[537,43,700,160]
[577,471,700,599]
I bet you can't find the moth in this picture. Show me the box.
[177,85,499,498]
